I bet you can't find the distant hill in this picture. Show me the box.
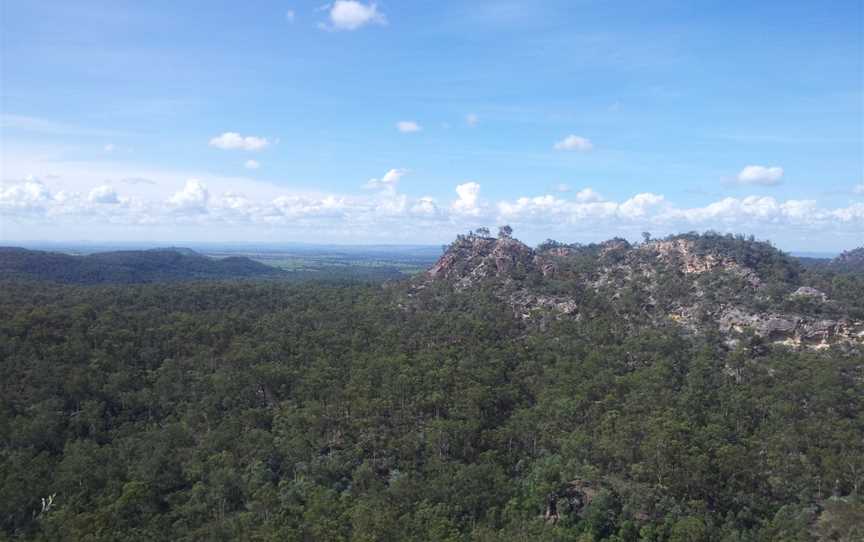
[794,247,864,273]
[831,247,864,272]
[418,231,864,350]
[0,247,286,284]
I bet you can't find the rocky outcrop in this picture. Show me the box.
[717,308,864,349]
[422,232,864,351]
[642,238,762,287]
[427,234,537,287]
[791,286,828,301]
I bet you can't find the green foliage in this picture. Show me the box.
[0,247,285,284]
[0,276,861,540]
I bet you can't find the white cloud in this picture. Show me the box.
[245,160,260,170]
[209,132,270,151]
[88,185,120,204]
[0,176,53,215]
[832,202,864,222]
[412,196,438,216]
[498,195,569,220]
[103,144,115,153]
[396,121,422,133]
[3,150,863,247]
[466,113,479,127]
[375,193,408,216]
[554,135,594,152]
[271,194,349,219]
[737,165,784,186]
[554,183,570,193]
[574,188,603,202]
[364,168,407,191]
[325,1,385,31]
[285,9,295,22]
[854,183,864,195]
[451,182,482,216]
[496,191,664,223]
[618,193,665,219]
[169,179,210,212]
[216,191,254,212]
[663,196,831,225]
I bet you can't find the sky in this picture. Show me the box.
[1,0,862,250]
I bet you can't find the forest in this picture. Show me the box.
[1,233,863,541]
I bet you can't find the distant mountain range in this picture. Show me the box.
[0,247,285,284]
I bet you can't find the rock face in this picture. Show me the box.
[643,239,762,287]
[791,286,828,301]
[427,234,538,286]
[422,232,864,351]
[717,309,864,348]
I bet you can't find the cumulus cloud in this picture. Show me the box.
[618,193,665,219]
[854,183,864,195]
[412,196,438,216]
[396,121,422,133]
[169,179,210,212]
[216,191,254,212]
[832,202,864,222]
[498,195,569,220]
[364,168,407,192]
[737,165,784,186]
[554,135,593,152]
[3,161,862,246]
[451,182,482,216]
[209,132,269,151]
[103,144,115,153]
[325,1,385,31]
[88,185,120,204]
[0,176,53,215]
[271,194,349,219]
[466,113,479,127]
[667,198,800,231]
[245,160,260,170]
[574,188,603,202]
[285,9,295,22]
[497,191,664,223]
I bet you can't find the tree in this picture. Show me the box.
[498,225,513,238]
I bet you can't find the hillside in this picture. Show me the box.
[795,247,864,274]
[831,247,864,272]
[0,232,862,540]
[0,247,286,284]
[418,231,864,350]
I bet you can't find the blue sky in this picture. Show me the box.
[1,0,862,250]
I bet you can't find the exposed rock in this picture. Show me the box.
[718,308,864,349]
[427,234,536,288]
[642,238,762,287]
[791,286,828,301]
[421,232,864,351]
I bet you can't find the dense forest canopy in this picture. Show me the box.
[1,232,863,541]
